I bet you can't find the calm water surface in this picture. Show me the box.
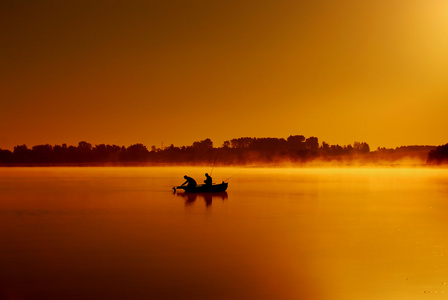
[1,167,448,300]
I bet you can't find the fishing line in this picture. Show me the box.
[210,156,218,176]
[223,170,241,182]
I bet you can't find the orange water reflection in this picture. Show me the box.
[0,167,447,299]
[175,191,228,207]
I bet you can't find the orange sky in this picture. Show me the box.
[1,0,448,150]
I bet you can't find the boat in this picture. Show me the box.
[175,182,228,193]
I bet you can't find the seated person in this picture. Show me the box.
[204,173,212,186]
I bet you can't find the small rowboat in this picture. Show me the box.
[174,182,228,193]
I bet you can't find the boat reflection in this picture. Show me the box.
[175,192,228,207]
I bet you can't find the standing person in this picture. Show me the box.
[181,175,197,188]
[204,173,212,186]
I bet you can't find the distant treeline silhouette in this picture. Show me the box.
[0,136,441,165]
[427,143,448,165]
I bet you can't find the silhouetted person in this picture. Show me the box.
[204,173,212,186]
[181,175,197,188]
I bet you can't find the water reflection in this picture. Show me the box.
[3,167,448,300]
[175,192,228,207]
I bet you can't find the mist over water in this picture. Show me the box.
[1,167,447,300]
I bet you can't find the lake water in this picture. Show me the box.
[1,167,448,300]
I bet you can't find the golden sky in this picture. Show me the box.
[1,0,448,150]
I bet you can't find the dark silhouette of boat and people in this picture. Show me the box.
[173,173,228,193]
[173,173,229,206]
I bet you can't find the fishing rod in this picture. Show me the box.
[210,156,218,176]
[223,170,241,182]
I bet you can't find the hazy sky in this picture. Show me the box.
[1,0,448,150]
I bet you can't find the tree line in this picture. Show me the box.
[427,144,448,165]
[0,135,444,165]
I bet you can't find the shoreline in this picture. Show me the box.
[0,161,444,168]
